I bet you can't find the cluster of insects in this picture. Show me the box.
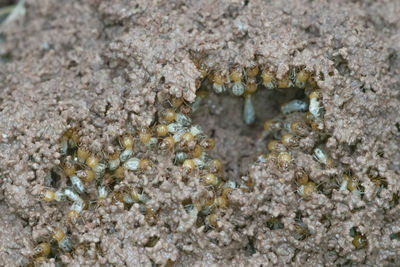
[40,127,157,223]
[34,95,250,263]
[34,125,158,263]
[149,98,253,229]
[32,57,379,264]
[192,55,324,127]
[190,56,372,246]
[191,55,329,196]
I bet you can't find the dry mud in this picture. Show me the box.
[0,0,399,266]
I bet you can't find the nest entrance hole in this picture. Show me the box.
[192,84,308,179]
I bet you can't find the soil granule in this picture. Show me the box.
[0,0,400,266]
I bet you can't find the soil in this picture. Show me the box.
[0,0,399,266]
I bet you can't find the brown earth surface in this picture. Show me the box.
[0,0,400,266]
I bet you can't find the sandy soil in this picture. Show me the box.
[0,0,399,266]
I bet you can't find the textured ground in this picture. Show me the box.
[0,0,399,266]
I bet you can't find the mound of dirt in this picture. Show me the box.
[0,0,399,265]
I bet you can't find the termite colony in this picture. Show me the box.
[191,55,329,195]
[33,94,247,264]
[190,54,373,247]
[32,56,381,264]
